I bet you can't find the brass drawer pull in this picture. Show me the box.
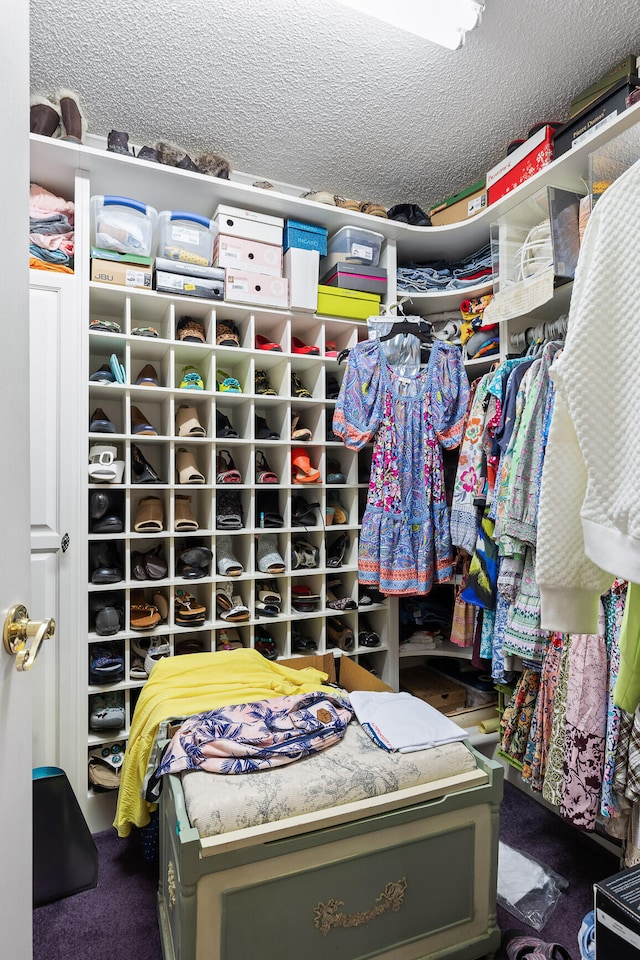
[314,877,407,936]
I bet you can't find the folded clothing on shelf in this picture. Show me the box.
[396,243,492,293]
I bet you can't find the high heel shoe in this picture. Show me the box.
[327,533,349,568]
[327,499,348,524]
[131,444,162,484]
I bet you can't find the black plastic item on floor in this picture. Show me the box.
[33,766,98,907]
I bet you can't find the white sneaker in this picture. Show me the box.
[144,640,171,675]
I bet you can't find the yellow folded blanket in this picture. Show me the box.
[113,648,334,836]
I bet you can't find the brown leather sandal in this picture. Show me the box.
[129,589,161,630]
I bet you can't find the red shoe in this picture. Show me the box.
[255,334,282,351]
[292,336,320,356]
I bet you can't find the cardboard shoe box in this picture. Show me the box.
[214,234,283,277]
[224,269,289,308]
[214,204,284,246]
[155,269,224,300]
[486,125,555,205]
[91,257,152,289]
[429,178,488,226]
[595,863,640,959]
[554,76,640,158]
[399,665,467,715]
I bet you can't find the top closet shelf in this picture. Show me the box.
[30,98,640,268]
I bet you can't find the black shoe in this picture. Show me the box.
[131,444,162,484]
[216,409,239,439]
[89,542,123,585]
[256,490,283,528]
[291,496,319,527]
[107,129,134,156]
[136,145,159,162]
[255,415,280,440]
[216,491,243,530]
[176,544,213,578]
[89,490,124,533]
[327,534,349,568]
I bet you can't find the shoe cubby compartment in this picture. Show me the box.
[88,539,124,585]
[290,531,322,571]
[326,612,356,652]
[213,580,251,627]
[290,572,323,618]
[290,361,322,401]
[291,443,323,485]
[88,488,125,535]
[127,394,171,437]
[288,319,323,357]
[175,631,211,656]
[255,620,287,659]
[88,690,126,737]
[173,488,211,533]
[174,442,212,487]
[253,445,286,485]
[215,624,250,652]
[325,572,358,611]
[174,306,215,345]
[126,292,172,340]
[327,488,356,527]
[356,611,384,651]
[254,401,287,441]
[216,444,250,486]
[128,344,171,390]
[173,348,214,393]
[254,316,287,352]
[88,589,125,638]
[215,310,248,350]
[255,531,287,577]
[130,490,169,536]
[175,397,213,440]
[289,617,323,656]
[289,491,322,531]
[87,638,125,688]
[89,398,125,437]
[215,532,250,579]
[129,438,168,486]
[290,402,323,443]
[128,538,169,585]
[325,529,353,572]
[254,356,286,398]
[173,536,214,581]
[213,353,251,395]
[254,487,284,532]
[323,318,359,358]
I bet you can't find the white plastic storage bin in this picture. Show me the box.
[157,211,219,267]
[326,225,384,266]
[91,195,157,257]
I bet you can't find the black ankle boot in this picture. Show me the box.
[89,490,124,533]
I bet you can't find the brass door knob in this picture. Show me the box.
[3,604,55,671]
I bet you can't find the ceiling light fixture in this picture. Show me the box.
[335,0,485,50]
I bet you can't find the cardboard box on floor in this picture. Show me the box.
[399,664,467,714]
[280,653,393,693]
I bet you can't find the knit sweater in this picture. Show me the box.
[537,156,640,635]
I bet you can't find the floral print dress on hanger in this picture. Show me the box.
[333,338,469,595]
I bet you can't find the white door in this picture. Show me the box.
[1,6,36,957]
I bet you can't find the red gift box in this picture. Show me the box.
[486,125,555,205]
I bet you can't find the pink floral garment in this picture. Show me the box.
[450,374,492,555]
[560,631,608,829]
[155,692,354,776]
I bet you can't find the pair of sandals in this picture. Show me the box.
[175,589,207,625]
[292,538,319,570]
[180,365,205,390]
[131,544,167,581]
[291,448,321,483]
[88,444,124,483]
[255,581,281,618]
[326,576,357,611]
[216,583,250,622]
[217,369,241,392]
[255,369,277,396]
[256,451,278,483]
[291,584,320,612]
[129,589,167,631]
[498,932,572,960]
[291,371,312,398]
[217,450,242,483]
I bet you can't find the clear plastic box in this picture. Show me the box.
[490,185,583,292]
[326,225,384,266]
[157,211,219,267]
[91,195,158,257]
[588,123,640,206]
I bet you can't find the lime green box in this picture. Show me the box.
[316,283,381,320]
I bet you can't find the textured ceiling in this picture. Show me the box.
[30,0,640,210]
